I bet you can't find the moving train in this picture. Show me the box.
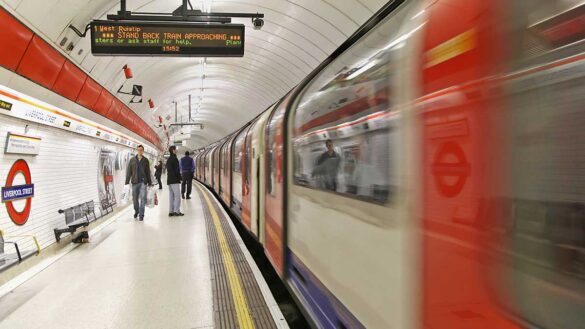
[195,0,585,328]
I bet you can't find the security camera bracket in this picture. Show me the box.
[107,0,264,24]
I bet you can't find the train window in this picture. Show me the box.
[290,1,412,204]
[499,1,585,328]
[233,130,247,174]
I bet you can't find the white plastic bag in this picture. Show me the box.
[120,185,130,205]
[146,186,157,208]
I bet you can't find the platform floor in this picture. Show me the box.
[0,181,286,329]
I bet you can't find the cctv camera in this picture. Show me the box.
[253,18,264,30]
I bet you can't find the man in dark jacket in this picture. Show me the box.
[125,145,152,221]
[314,139,341,191]
[181,151,195,199]
[166,146,184,217]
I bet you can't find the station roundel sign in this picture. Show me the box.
[432,142,470,198]
[1,159,34,225]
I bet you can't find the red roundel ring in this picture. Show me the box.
[5,159,33,225]
[432,142,470,198]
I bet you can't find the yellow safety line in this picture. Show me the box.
[196,184,256,329]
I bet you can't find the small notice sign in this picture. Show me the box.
[5,133,41,155]
[0,99,12,111]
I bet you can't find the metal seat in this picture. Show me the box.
[54,202,93,242]
[0,230,40,273]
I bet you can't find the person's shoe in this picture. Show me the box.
[169,212,176,217]
[176,212,185,216]
[186,196,191,199]
[182,195,185,199]
[139,217,144,221]
[134,212,138,219]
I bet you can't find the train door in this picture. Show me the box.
[250,109,273,242]
[202,151,206,183]
[194,153,199,181]
[205,150,212,186]
[220,136,233,205]
[231,126,251,219]
[197,153,203,181]
[242,125,254,232]
[498,1,585,328]
[219,141,226,196]
[418,0,523,328]
[264,97,289,277]
[195,152,203,181]
[213,145,221,193]
[208,148,213,187]
[209,149,215,187]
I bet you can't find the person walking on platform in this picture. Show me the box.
[181,151,195,199]
[125,145,153,221]
[154,160,163,190]
[166,146,184,217]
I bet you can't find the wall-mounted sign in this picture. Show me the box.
[90,21,245,57]
[1,159,34,225]
[0,99,12,111]
[5,133,41,155]
[0,84,157,156]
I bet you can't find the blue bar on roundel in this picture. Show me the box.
[1,184,34,202]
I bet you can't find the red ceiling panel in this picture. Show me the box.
[52,61,86,101]
[0,8,34,71]
[76,78,102,109]
[0,8,156,148]
[93,89,114,116]
[16,35,65,89]
[119,107,132,129]
[106,100,123,122]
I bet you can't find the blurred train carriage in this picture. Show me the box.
[194,0,585,328]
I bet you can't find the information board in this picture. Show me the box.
[91,21,245,57]
[5,133,41,155]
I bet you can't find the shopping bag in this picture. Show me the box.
[120,185,130,205]
[146,186,157,208]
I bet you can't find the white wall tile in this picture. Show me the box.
[0,114,154,254]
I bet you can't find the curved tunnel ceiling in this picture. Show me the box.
[2,0,388,149]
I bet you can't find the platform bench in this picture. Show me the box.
[54,201,99,243]
[0,230,40,273]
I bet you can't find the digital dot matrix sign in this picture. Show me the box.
[91,21,245,57]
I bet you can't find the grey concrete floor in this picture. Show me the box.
[0,188,213,329]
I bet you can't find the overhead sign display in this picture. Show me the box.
[90,21,245,57]
[1,159,34,225]
[0,85,157,155]
[5,133,41,155]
